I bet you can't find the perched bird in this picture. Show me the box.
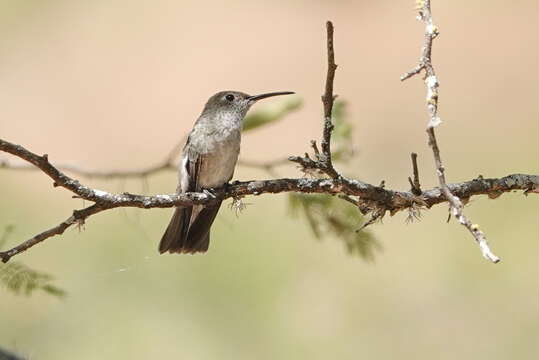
[159,90,294,254]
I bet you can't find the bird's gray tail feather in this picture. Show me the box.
[158,202,222,254]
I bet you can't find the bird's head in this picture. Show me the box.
[202,90,294,119]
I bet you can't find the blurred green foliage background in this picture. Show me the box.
[1,0,539,359]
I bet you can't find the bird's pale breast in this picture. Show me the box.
[197,133,240,188]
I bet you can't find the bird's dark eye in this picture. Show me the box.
[225,94,235,102]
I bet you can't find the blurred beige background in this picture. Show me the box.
[1,0,539,359]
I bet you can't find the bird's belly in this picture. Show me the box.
[198,140,240,188]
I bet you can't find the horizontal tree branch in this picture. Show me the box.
[1,137,537,263]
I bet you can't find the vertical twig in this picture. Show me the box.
[320,21,340,179]
[408,153,422,195]
[401,0,500,263]
[288,21,341,178]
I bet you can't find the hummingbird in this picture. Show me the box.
[159,90,295,254]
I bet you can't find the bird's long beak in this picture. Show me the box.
[247,91,295,102]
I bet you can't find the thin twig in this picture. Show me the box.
[0,130,186,179]
[338,194,359,206]
[408,152,422,195]
[0,155,175,179]
[402,0,500,263]
[0,146,291,179]
[320,21,339,178]
[290,20,340,178]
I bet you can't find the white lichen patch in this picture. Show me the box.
[297,178,313,187]
[426,23,438,36]
[428,116,442,128]
[425,75,438,88]
[346,179,367,190]
[155,194,173,202]
[93,189,109,198]
[319,179,333,187]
